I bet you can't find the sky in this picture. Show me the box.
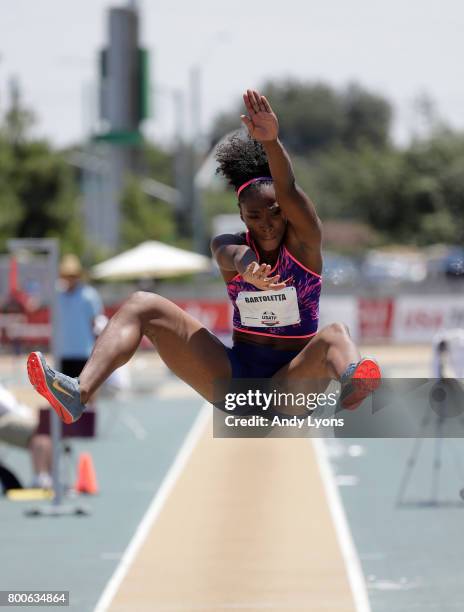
[1,0,463,149]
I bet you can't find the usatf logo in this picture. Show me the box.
[261,311,279,326]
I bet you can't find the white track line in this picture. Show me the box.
[93,403,211,612]
[312,438,371,612]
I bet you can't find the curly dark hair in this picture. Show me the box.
[215,132,272,199]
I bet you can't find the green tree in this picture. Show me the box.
[12,142,81,245]
[297,144,406,232]
[210,79,392,154]
[294,133,464,246]
[341,83,392,149]
[263,80,346,154]
[402,133,464,244]
[143,142,174,184]
[120,176,177,249]
[0,81,82,253]
[0,137,21,249]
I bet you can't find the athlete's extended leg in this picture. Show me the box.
[28,292,231,423]
[80,292,231,402]
[271,323,380,412]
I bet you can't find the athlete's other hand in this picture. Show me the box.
[242,262,286,290]
[240,89,278,143]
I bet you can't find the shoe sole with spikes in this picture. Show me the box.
[340,358,382,411]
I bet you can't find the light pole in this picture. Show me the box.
[189,65,206,254]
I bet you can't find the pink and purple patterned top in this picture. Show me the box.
[226,231,322,339]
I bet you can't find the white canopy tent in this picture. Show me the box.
[90,241,212,281]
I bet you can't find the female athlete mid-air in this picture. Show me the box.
[27,89,381,424]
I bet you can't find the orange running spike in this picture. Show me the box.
[340,358,382,411]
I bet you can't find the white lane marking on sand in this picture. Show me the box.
[93,403,211,612]
[312,438,372,612]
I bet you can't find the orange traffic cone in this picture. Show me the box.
[74,452,99,495]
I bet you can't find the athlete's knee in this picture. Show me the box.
[124,291,163,317]
[321,322,350,340]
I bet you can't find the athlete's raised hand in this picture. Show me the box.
[240,89,278,143]
[242,262,286,290]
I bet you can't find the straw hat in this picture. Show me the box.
[59,254,83,277]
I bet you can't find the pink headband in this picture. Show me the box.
[236,176,273,197]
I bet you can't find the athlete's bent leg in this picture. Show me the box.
[273,323,359,382]
[28,292,231,423]
[271,322,380,412]
[79,292,231,404]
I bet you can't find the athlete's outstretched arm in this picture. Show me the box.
[240,89,322,248]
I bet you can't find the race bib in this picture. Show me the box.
[236,286,301,328]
